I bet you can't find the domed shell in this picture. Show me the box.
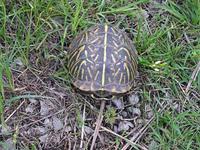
[68,24,137,98]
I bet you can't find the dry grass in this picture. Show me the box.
[0,0,199,149]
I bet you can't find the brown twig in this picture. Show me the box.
[80,103,86,149]
[5,100,26,123]
[90,100,105,150]
[122,102,168,150]
[101,126,148,150]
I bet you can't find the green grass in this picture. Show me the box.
[0,0,199,149]
[0,55,14,115]
[151,111,200,150]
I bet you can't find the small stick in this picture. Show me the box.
[80,103,86,149]
[5,100,26,123]
[121,117,154,150]
[90,100,105,150]
[122,102,168,150]
[101,126,147,150]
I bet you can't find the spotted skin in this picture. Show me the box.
[68,24,137,98]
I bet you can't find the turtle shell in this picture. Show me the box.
[67,24,137,98]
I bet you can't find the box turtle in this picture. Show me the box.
[67,24,138,99]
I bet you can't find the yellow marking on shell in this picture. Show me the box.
[124,63,130,82]
[87,58,94,64]
[116,62,121,66]
[129,63,135,80]
[85,75,88,81]
[119,73,123,84]
[88,46,93,52]
[70,59,82,74]
[87,67,92,79]
[69,51,78,66]
[113,41,118,48]
[118,47,131,58]
[97,39,102,44]
[90,37,99,44]
[111,86,116,93]
[119,34,123,40]
[123,74,126,84]
[84,48,94,64]
[91,82,94,91]
[110,27,118,36]
[76,45,86,59]
[69,45,85,66]
[81,69,84,80]
[132,61,137,73]
[94,27,99,33]
[70,66,78,74]
[94,70,100,81]
[90,53,95,58]
[125,56,127,61]
[132,57,138,71]
[112,36,118,43]
[84,49,88,57]
[131,53,137,63]
[94,47,98,52]
[111,54,116,63]
[115,68,120,76]
[85,32,88,42]
[73,66,78,75]
[76,60,86,78]
[108,77,111,83]
[129,57,137,77]
[121,87,128,93]
[94,55,99,62]
[79,34,85,44]
[119,35,125,44]
[102,24,108,86]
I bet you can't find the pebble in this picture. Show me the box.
[52,116,63,131]
[117,121,134,132]
[65,126,72,133]
[114,125,118,133]
[128,94,139,106]
[147,111,154,119]
[11,58,24,69]
[35,127,47,134]
[148,140,159,150]
[127,106,133,113]
[131,108,141,117]
[136,119,143,124]
[121,111,128,118]
[39,127,47,134]
[1,125,11,135]
[29,98,38,104]
[40,101,51,116]
[44,118,53,128]
[25,104,34,113]
[84,126,93,135]
[112,98,124,109]
[145,104,154,119]
[39,134,48,143]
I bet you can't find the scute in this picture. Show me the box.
[68,24,138,98]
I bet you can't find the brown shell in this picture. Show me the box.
[68,24,137,98]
